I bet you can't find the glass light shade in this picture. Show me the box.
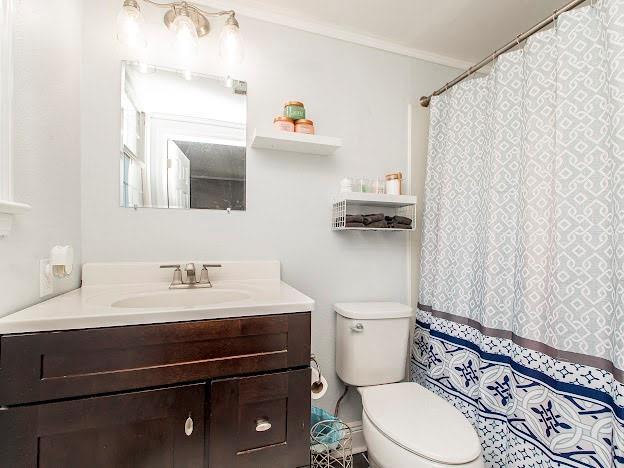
[172,14,199,64]
[219,22,244,65]
[116,4,147,49]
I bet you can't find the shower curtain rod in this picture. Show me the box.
[419,0,587,107]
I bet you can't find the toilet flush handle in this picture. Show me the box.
[350,323,364,332]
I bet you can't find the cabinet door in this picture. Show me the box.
[209,369,310,468]
[0,384,205,468]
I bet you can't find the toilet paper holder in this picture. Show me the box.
[311,354,323,391]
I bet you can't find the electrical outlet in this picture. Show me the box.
[40,259,53,297]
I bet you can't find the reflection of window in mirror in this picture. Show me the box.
[120,75,146,208]
[120,62,247,211]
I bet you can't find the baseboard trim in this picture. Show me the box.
[346,420,366,454]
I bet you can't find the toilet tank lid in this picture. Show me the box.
[334,302,412,319]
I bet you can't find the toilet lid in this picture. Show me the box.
[360,382,481,464]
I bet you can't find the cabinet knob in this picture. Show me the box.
[185,415,194,436]
[255,418,272,432]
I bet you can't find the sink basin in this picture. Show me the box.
[111,288,251,309]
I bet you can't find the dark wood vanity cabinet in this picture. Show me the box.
[209,370,310,468]
[1,384,207,467]
[0,312,311,468]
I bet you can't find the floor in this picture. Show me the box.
[353,452,369,468]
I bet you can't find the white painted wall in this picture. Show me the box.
[409,105,431,308]
[0,0,82,316]
[80,0,459,422]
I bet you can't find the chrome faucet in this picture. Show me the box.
[160,263,222,289]
[185,263,197,284]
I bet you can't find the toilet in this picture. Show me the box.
[335,302,485,468]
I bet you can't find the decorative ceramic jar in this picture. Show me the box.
[294,119,315,134]
[385,172,402,195]
[284,101,306,120]
[274,116,295,132]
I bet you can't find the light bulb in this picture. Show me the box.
[116,1,147,50]
[172,13,198,65]
[219,15,244,65]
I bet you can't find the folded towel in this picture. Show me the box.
[385,215,413,225]
[389,223,412,230]
[345,222,365,228]
[363,213,385,225]
[346,214,364,224]
[366,220,388,228]
[393,215,413,225]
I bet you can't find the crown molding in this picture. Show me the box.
[196,0,471,71]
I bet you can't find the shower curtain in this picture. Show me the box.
[412,2,624,467]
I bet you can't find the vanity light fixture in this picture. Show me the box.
[117,0,147,50]
[116,0,244,65]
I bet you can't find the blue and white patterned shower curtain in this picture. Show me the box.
[412,2,624,467]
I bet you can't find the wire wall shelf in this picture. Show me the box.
[331,194,417,232]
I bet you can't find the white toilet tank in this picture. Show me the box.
[335,302,412,387]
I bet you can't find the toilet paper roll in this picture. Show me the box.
[311,367,328,400]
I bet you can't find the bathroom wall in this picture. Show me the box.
[80,0,459,422]
[0,0,82,316]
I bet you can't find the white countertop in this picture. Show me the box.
[0,262,315,334]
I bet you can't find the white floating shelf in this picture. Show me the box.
[251,129,342,156]
[334,192,417,208]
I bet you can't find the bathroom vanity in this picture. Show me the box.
[0,262,314,468]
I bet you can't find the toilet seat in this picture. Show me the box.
[360,382,482,465]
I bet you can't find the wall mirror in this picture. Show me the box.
[120,62,247,210]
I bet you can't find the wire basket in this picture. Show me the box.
[310,413,353,468]
[331,196,417,231]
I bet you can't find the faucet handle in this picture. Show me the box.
[160,264,183,286]
[199,264,222,287]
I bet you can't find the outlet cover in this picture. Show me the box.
[40,259,53,297]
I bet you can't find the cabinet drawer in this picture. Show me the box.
[0,383,206,467]
[0,312,310,405]
[209,368,310,468]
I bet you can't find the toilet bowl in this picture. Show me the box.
[359,382,484,468]
[334,302,484,468]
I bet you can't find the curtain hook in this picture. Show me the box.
[552,10,558,29]
[515,35,521,46]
